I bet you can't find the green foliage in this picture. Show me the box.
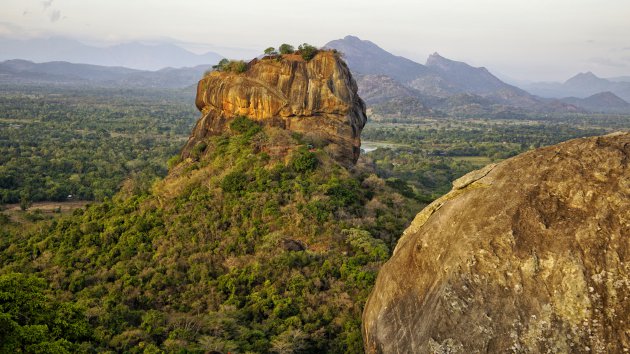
[385,178,415,198]
[291,148,318,173]
[19,192,32,211]
[1,81,625,353]
[229,116,262,137]
[343,229,389,262]
[278,43,295,55]
[0,124,421,353]
[221,171,248,193]
[264,47,277,55]
[361,118,619,198]
[325,177,362,209]
[211,58,229,71]
[191,141,208,160]
[0,273,92,353]
[0,86,196,203]
[166,155,182,169]
[212,59,248,73]
[298,43,319,61]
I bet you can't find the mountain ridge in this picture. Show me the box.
[0,37,223,71]
[0,59,210,89]
[525,71,630,102]
[325,35,577,117]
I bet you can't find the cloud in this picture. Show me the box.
[587,57,628,68]
[42,0,54,10]
[50,9,61,23]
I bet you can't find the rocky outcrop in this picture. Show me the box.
[182,51,367,165]
[363,132,630,353]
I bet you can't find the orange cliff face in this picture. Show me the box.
[181,51,367,166]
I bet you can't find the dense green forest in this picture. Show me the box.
[1,83,628,352]
[361,118,628,197]
[1,117,419,352]
[0,85,197,204]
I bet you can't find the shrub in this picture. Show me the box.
[212,59,248,73]
[325,178,361,208]
[167,155,182,169]
[279,44,295,55]
[228,60,248,73]
[221,171,248,193]
[230,116,261,137]
[385,178,415,198]
[191,142,208,160]
[212,58,229,71]
[298,43,318,61]
[264,47,277,55]
[291,148,318,173]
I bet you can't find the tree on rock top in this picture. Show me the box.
[298,43,318,61]
[279,43,295,54]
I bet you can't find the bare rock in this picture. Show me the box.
[363,132,630,353]
[182,51,367,166]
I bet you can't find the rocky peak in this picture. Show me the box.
[324,35,429,83]
[565,71,607,86]
[182,50,367,165]
[363,132,630,353]
[425,52,445,66]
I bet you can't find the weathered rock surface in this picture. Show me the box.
[363,132,630,353]
[182,51,367,165]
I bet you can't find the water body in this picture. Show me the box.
[361,141,404,153]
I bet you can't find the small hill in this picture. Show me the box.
[525,71,630,102]
[363,132,630,353]
[564,71,611,90]
[561,91,630,114]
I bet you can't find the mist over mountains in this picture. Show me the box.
[524,71,630,102]
[0,37,223,71]
[325,35,630,116]
[0,59,208,89]
[2,34,628,115]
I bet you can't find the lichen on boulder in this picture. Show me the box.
[363,132,630,353]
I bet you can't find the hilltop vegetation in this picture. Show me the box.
[1,118,419,353]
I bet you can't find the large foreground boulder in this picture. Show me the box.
[363,132,630,353]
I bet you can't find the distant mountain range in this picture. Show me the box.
[0,59,208,89]
[325,36,630,118]
[0,37,223,71]
[2,35,628,116]
[325,36,547,117]
[325,36,429,83]
[559,92,630,114]
[524,72,630,102]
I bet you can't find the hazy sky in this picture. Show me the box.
[1,0,629,81]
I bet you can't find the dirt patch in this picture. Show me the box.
[4,200,92,213]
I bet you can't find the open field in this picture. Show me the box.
[2,200,91,223]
